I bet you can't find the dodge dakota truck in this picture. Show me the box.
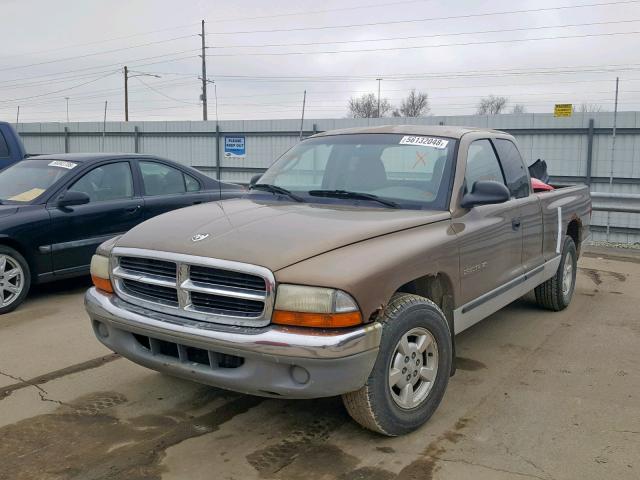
[85,125,591,436]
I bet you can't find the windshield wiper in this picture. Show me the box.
[249,183,305,202]
[308,190,400,208]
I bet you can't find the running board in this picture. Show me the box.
[453,256,561,335]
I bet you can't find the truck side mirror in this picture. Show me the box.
[461,180,510,209]
[58,190,90,208]
[249,174,262,186]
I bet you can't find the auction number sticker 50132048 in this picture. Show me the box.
[399,136,449,149]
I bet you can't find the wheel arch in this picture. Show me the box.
[0,236,34,282]
[392,272,457,375]
[566,217,582,256]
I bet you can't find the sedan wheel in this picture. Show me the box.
[0,254,25,308]
[0,246,31,314]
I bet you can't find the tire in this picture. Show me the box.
[342,293,452,436]
[0,245,30,315]
[534,235,577,311]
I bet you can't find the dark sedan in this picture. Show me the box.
[0,153,244,313]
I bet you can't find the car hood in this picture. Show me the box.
[117,198,450,271]
[0,204,21,218]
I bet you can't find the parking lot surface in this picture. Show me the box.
[0,249,638,480]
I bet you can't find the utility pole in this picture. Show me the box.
[15,106,19,125]
[123,67,160,121]
[200,20,208,121]
[102,101,108,152]
[214,82,219,123]
[376,78,382,118]
[124,66,129,121]
[606,76,620,241]
[299,90,307,141]
[65,97,69,122]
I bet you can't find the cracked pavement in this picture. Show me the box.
[0,249,638,479]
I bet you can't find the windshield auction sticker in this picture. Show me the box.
[48,160,77,170]
[8,188,45,202]
[399,136,449,149]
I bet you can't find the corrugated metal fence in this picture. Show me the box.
[15,113,640,243]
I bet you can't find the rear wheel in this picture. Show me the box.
[535,236,577,311]
[0,246,30,314]
[342,293,452,436]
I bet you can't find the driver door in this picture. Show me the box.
[48,160,143,275]
[456,139,523,306]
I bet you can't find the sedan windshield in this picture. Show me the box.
[0,159,78,203]
[256,133,457,210]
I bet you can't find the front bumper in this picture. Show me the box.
[85,287,381,398]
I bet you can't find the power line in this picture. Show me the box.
[205,0,435,24]
[0,23,199,61]
[207,18,640,50]
[133,76,200,106]
[0,0,433,61]
[0,50,199,87]
[204,29,640,57]
[0,35,197,73]
[205,0,640,35]
[0,71,119,104]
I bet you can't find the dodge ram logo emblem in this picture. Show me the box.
[191,233,210,242]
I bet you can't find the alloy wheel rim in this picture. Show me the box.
[0,255,24,308]
[388,327,439,410]
[562,253,574,297]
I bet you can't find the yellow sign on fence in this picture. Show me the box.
[554,104,573,117]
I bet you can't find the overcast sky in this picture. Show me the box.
[1,0,640,123]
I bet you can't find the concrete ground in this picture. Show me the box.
[0,249,638,480]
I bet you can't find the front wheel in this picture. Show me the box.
[0,246,30,315]
[342,293,452,436]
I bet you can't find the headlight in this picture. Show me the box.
[90,254,113,293]
[96,235,122,257]
[273,284,362,328]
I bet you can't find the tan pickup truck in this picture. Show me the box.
[85,126,591,436]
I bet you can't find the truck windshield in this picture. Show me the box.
[0,159,77,203]
[257,133,457,210]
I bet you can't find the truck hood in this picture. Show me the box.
[117,198,450,271]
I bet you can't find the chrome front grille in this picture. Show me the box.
[111,248,275,327]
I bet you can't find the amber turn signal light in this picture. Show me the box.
[272,310,362,328]
[91,275,113,293]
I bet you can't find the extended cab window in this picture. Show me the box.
[493,139,529,198]
[465,140,506,192]
[69,162,133,202]
[140,161,199,196]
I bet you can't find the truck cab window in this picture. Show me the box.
[493,139,530,198]
[465,139,506,192]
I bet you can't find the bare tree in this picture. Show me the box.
[397,89,430,117]
[511,104,526,114]
[476,95,509,115]
[348,93,392,118]
[577,103,604,113]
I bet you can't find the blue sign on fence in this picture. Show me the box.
[224,136,246,158]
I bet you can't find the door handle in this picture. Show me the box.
[511,218,522,230]
[192,200,203,205]
[124,205,141,214]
